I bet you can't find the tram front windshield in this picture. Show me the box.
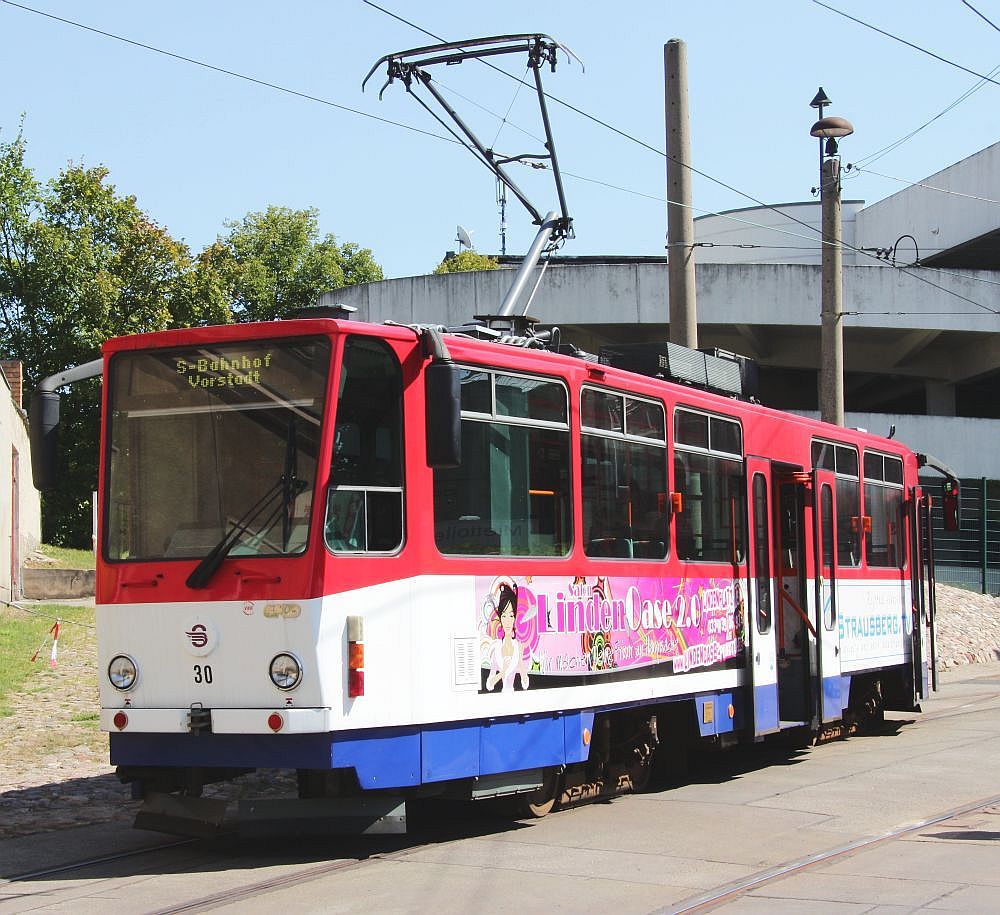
[105,337,331,562]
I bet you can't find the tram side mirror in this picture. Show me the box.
[29,391,61,492]
[942,479,961,532]
[425,360,461,469]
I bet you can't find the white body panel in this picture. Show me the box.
[99,574,745,733]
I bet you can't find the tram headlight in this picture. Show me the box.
[269,653,302,691]
[108,655,138,691]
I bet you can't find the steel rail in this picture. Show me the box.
[6,836,199,882]
[663,792,1000,914]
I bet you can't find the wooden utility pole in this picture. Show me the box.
[665,39,697,348]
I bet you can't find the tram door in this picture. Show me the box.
[774,469,814,726]
[746,458,779,735]
[813,469,843,723]
[911,490,937,699]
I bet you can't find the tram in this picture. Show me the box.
[26,35,958,835]
[28,307,954,834]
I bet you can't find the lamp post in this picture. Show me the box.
[809,88,853,427]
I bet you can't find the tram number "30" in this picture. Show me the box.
[193,664,214,684]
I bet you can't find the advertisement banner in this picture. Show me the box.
[477,574,746,692]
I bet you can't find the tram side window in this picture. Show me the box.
[863,452,906,569]
[821,484,837,630]
[581,388,668,559]
[673,409,746,563]
[325,338,404,554]
[434,369,571,556]
[812,440,861,567]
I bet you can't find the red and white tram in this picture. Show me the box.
[31,311,950,833]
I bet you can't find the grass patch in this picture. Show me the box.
[0,602,96,710]
[25,543,96,570]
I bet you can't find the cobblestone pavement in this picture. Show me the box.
[1,585,998,841]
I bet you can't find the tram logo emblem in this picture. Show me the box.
[182,618,218,657]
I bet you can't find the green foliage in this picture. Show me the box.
[0,129,385,546]
[0,131,221,544]
[434,250,500,274]
[210,206,383,322]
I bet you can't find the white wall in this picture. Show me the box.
[0,371,42,602]
[321,261,1000,335]
[693,200,864,266]
[856,141,1000,264]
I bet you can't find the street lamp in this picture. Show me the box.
[809,88,853,427]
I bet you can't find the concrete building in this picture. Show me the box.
[320,141,1000,482]
[1,361,41,602]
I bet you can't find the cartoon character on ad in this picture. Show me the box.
[482,578,534,692]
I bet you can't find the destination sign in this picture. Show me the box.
[174,352,274,389]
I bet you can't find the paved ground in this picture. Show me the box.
[1,585,998,843]
[2,661,998,913]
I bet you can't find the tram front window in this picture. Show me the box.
[104,337,330,562]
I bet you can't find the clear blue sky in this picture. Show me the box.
[3,0,999,280]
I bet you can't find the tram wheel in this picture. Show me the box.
[515,767,562,818]
[626,752,654,794]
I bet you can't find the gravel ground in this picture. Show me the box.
[1,584,998,840]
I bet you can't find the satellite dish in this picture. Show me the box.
[456,225,474,249]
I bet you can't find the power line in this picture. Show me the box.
[961,0,1000,34]
[847,164,1000,206]
[812,0,1000,88]
[0,0,835,256]
[8,0,999,316]
[352,5,1000,319]
[843,310,995,316]
[358,1,1000,320]
[0,0,460,146]
[848,65,1000,170]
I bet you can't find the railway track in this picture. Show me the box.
[665,792,1000,913]
[5,677,999,913]
[9,789,998,915]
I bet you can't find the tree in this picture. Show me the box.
[434,250,500,274]
[0,130,213,544]
[209,206,383,322]
[0,131,385,545]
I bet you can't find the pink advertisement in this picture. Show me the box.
[477,574,747,693]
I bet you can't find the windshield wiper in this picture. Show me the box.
[185,476,308,589]
[186,419,306,590]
